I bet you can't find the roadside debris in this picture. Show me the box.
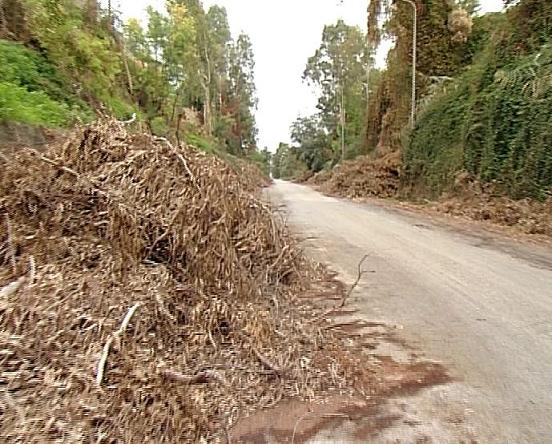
[309,152,401,199]
[0,120,395,442]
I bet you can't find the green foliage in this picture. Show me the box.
[295,20,370,170]
[290,115,333,171]
[405,38,552,199]
[0,0,259,164]
[185,132,219,155]
[272,143,308,180]
[0,81,70,126]
[124,2,258,156]
[0,40,64,99]
[247,148,271,177]
[0,39,92,125]
[364,0,477,154]
[22,0,123,102]
[500,0,552,54]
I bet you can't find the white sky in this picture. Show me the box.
[116,0,504,150]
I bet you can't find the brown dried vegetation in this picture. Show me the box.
[0,121,376,442]
[433,174,552,237]
[310,152,401,199]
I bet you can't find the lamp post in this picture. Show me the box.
[396,0,417,128]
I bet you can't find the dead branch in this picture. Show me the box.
[162,369,226,385]
[308,307,342,325]
[28,256,36,286]
[291,412,350,444]
[252,345,283,374]
[5,213,16,274]
[96,303,141,386]
[28,150,80,177]
[120,113,137,125]
[153,136,200,192]
[339,255,369,308]
[0,277,25,298]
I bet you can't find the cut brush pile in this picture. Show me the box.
[0,121,374,442]
[312,152,401,199]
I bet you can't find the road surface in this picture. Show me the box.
[268,180,552,443]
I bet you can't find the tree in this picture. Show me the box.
[272,142,307,179]
[290,115,332,171]
[227,33,258,154]
[303,20,369,161]
[455,0,480,15]
[206,5,231,115]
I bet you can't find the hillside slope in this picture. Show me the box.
[404,3,552,200]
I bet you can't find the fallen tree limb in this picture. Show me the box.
[153,136,200,192]
[252,345,284,374]
[96,303,141,386]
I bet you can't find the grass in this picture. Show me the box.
[0,39,95,127]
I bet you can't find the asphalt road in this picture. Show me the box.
[268,180,552,443]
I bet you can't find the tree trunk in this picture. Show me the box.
[202,30,213,136]
[340,83,346,162]
[0,0,6,37]
[203,80,212,135]
[170,87,182,127]
[119,40,134,96]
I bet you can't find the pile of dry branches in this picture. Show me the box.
[434,174,552,237]
[311,152,401,199]
[0,121,373,442]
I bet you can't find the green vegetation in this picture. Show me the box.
[283,20,370,175]
[0,39,92,126]
[285,0,551,202]
[272,143,308,180]
[0,0,260,159]
[404,1,552,200]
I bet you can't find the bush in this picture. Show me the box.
[0,81,70,126]
[0,39,94,126]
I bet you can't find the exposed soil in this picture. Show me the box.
[230,355,450,443]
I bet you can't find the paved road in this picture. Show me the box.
[268,180,552,443]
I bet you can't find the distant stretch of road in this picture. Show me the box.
[269,179,552,443]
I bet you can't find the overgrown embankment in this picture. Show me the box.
[404,11,552,201]
[0,0,265,167]
[0,39,94,127]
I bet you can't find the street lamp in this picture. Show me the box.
[394,0,417,128]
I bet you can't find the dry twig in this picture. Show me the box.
[96,303,141,386]
[153,136,200,192]
[339,255,369,308]
[291,412,350,444]
[0,277,25,298]
[162,369,226,385]
[252,345,284,374]
[4,213,16,274]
